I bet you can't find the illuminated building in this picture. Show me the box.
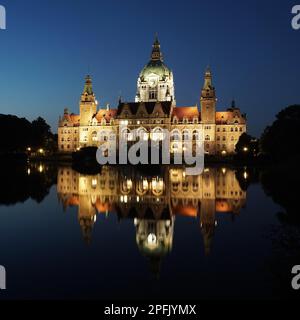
[58,36,247,155]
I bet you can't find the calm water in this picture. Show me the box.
[0,163,299,300]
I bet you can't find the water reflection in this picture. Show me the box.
[0,162,57,205]
[57,166,247,273]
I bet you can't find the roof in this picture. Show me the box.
[171,204,198,217]
[94,109,117,122]
[140,60,172,79]
[172,106,199,120]
[216,108,246,124]
[63,113,80,125]
[117,101,172,117]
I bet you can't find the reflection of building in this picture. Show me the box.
[57,166,247,262]
[58,36,246,155]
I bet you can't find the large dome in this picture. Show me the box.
[140,60,172,80]
[135,36,175,103]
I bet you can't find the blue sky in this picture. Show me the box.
[0,0,299,136]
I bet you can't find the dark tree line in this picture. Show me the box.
[0,115,57,153]
[235,104,300,162]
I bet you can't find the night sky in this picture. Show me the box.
[0,0,299,136]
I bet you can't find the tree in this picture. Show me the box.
[31,117,51,148]
[260,105,300,160]
[235,132,258,159]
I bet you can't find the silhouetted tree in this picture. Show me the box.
[0,114,56,153]
[31,117,51,148]
[260,105,300,161]
[235,132,259,159]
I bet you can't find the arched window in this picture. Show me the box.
[171,129,180,141]
[193,130,200,140]
[183,130,190,140]
[205,135,210,141]
[137,127,148,141]
[149,90,157,100]
[92,131,98,142]
[151,127,164,141]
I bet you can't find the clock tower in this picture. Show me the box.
[79,75,98,126]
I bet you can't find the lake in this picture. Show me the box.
[0,163,299,299]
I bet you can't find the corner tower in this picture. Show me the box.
[135,35,175,104]
[80,75,98,126]
[200,67,216,124]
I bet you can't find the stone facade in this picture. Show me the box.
[58,37,247,155]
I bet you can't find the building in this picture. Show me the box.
[58,36,247,155]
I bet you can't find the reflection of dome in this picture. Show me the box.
[135,218,174,277]
[140,60,172,80]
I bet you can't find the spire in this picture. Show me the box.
[231,99,236,109]
[151,34,163,62]
[203,66,212,89]
[83,75,93,95]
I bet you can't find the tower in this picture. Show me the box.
[79,75,98,126]
[135,35,175,104]
[200,67,216,124]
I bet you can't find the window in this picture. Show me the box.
[183,130,190,140]
[149,90,157,100]
[223,136,226,141]
[92,131,98,142]
[193,130,199,140]
[205,135,210,141]
[152,128,164,141]
[171,130,180,141]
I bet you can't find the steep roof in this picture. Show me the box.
[172,106,199,120]
[117,101,172,116]
[216,108,246,124]
[94,109,117,122]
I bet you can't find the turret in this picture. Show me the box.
[200,67,217,124]
[79,75,98,126]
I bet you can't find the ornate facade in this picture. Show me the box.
[58,37,247,155]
